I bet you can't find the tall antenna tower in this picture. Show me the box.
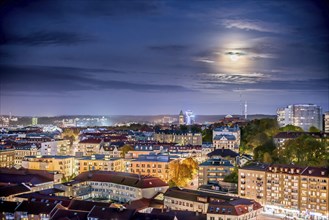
[244,101,248,120]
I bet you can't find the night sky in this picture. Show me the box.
[1,0,328,116]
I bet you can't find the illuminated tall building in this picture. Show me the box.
[185,110,195,125]
[277,104,322,131]
[32,117,38,125]
[178,110,185,125]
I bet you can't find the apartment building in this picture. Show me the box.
[14,144,38,166]
[40,139,71,156]
[0,146,15,168]
[22,155,76,178]
[324,112,329,132]
[277,104,322,131]
[239,163,329,218]
[198,158,234,186]
[77,138,104,156]
[238,163,269,205]
[77,154,124,173]
[154,130,202,146]
[300,167,329,217]
[164,187,262,219]
[129,153,174,182]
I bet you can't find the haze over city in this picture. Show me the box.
[1,0,328,116]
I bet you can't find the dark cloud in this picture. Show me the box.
[1,31,93,46]
[199,77,329,92]
[148,44,189,53]
[83,0,161,17]
[1,65,192,94]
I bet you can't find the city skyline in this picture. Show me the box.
[1,0,329,116]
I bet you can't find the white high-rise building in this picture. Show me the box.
[277,104,322,131]
[324,112,329,132]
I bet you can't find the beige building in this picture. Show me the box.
[212,126,240,152]
[154,131,202,146]
[0,147,15,168]
[164,187,262,219]
[77,154,124,173]
[60,171,169,203]
[14,144,38,166]
[239,163,329,218]
[77,139,103,156]
[128,154,174,182]
[21,155,76,178]
[324,112,329,132]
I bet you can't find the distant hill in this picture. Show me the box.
[1,114,276,126]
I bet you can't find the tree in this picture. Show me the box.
[182,157,198,175]
[169,158,198,187]
[223,167,238,183]
[277,135,329,167]
[202,128,212,143]
[263,152,273,163]
[309,126,320,132]
[120,144,134,157]
[180,125,188,133]
[279,125,303,132]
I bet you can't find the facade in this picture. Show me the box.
[22,155,76,178]
[164,187,262,219]
[238,163,269,205]
[154,131,202,145]
[277,104,322,131]
[62,171,169,203]
[14,144,38,166]
[212,126,240,151]
[129,153,174,182]
[77,154,124,173]
[198,158,234,186]
[40,139,71,156]
[78,139,104,156]
[239,163,329,218]
[0,147,15,168]
[324,112,329,132]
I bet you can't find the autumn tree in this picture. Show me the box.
[120,144,134,157]
[169,158,198,187]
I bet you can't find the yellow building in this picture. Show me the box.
[129,154,173,182]
[77,154,124,173]
[239,162,268,205]
[0,147,15,168]
[239,163,329,218]
[14,144,38,166]
[21,155,76,178]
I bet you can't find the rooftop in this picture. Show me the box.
[73,171,168,189]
